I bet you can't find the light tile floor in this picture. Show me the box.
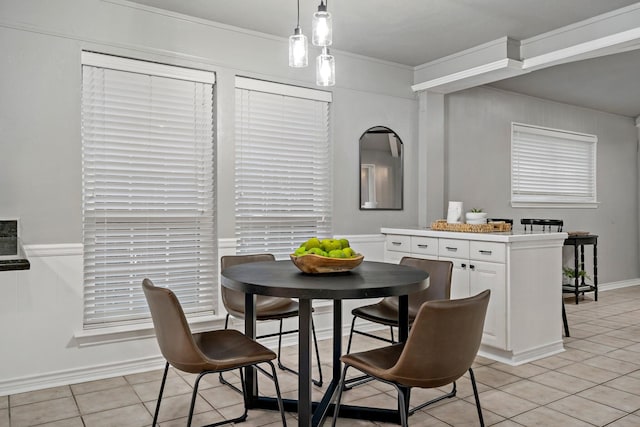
[4,287,640,426]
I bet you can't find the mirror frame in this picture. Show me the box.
[359,126,404,211]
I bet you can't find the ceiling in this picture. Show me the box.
[128,0,640,118]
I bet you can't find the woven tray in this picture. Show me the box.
[431,220,512,233]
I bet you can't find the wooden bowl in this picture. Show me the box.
[290,254,364,274]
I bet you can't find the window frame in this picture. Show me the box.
[234,77,333,259]
[511,122,598,208]
[81,51,217,329]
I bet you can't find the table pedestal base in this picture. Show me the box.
[246,298,409,426]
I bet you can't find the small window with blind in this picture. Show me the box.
[81,52,216,328]
[511,123,597,208]
[234,77,332,258]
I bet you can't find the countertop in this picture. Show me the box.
[381,226,568,243]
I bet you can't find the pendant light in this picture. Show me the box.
[312,0,332,47]
[288,0,308,67]
[316,47,335,86]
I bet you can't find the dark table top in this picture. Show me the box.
[221,260,429,300]
[564,234,598,245]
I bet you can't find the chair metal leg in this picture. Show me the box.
[391,383,409,427]
[266,361,288,427]
[186,372,203,427]
[342,374,374,391]
[350,327,396,349]
[277,318,324,387]
[221,314,323,389]
[311,317,324,386]
[152,361,169,426]
[562,300,570,337]
[469,368,485,427]
[218,315,242,392]
[345,316,357,354]
[277,318,285,368]
[337,367,415,427]
[343,315,394,391]
[204,364,286,427]
[199,369,249,427]
[331,365,350,427]
[408,381,456,415]
[343,317,374,391]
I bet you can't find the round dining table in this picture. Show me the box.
[221,259,429,427]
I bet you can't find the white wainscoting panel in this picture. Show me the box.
[0,235,387,395]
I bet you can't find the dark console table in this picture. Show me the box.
[563,234,598,304]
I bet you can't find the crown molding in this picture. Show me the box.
[523,27,640,71]
[412,58,524,93]
[412,4,640,95]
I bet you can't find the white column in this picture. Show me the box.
[417,90,446,228]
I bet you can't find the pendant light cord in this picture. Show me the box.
[297,0,300,27]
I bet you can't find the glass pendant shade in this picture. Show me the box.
[289,27,308,68]
[316,48,335,86]
[312,4,332,46]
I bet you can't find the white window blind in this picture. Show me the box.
[81,52,216,328]
[511,123,597,208]
[235,78,332,258]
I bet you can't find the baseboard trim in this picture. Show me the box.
[0,355,165,396]
[479,340,565,366]
[23,243,83,257]
[599,278,640,292]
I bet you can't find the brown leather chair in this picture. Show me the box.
[142,278,287,427]
[220,254,323,387]
[345,257,453,353]
[332,290,491,427]
[342,257,453,400]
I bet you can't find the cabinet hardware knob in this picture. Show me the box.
[470,264,476,270]
[446,247,457,251]
[392,242,402,246]
[461,263,467,268]
[479,250,493,255]
[417,244,428,248]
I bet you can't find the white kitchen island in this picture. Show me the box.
[381,227,568,365]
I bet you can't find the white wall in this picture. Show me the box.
[0,235,385,396]
[0,0,418,243]
[0,247,162,395]
[445,86,639,283]
[0,0,416,394]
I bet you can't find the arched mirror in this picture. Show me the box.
[359,126,403,210]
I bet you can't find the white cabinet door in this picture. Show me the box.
[470,260,507,349]
[439,256,470,299]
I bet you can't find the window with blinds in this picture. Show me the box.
[81,52,216,328]
[511,123,597,207]
[235,77,332,258]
